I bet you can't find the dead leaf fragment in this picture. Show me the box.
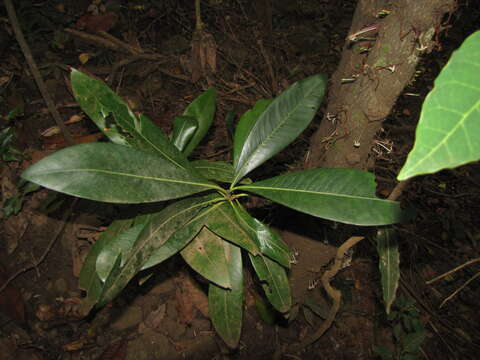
[190,29,217,83]
[141,303,166,332]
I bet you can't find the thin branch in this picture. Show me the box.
[4,0,74,146]
[440,271,480,308]
[426,257,480,285]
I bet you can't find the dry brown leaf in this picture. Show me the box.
[190,29,217,83]
[142,303,166,331]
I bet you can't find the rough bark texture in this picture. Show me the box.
[298,1,456,358]
[306,0,456,171]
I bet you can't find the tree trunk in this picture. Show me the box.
[296,1,456,358]
[306,0,456,171]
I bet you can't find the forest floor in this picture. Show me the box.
[0,1,479,359]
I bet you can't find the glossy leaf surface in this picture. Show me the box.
[233,74,326,185]
[78,219,133,312]
[233,204,291,268]
[205,201,260,255]
[398,31,480,180]
[249,254,291,313]
[71,69,190,168]
[209,243,243,348]
[233,99,272,168]
[141,202,219,270]
[22,143,219,203]
[181,227,232,288]
[182,88,217,156]
[96,224,144,282]
[237,168,403,226]
[97,196,214,306]
[171,115,198,152]
[376,228,400,314]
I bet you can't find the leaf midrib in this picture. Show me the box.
[405,97,480,175]
[238,185,396,203]
[101,200,212,300]
[233,83,318,185]
[34,168,220,189]
[98,96,186,169]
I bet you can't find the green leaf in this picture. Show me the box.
[71,69,190,169]
[191,160,236,183]
[96,224,144,282]
[403,330,426,354]
[232,204,291,268]
[208,242,243,348]
[253,292,277,325]
[225,109,236,138]
[97,195,215,306]
[141,202,218,270]
[79,218,133,312]
[233,74,326,185]
[376,228,400,314]
[233,99,272,168]
[205,201,260,255]
[181,227,232,288]
[182,88,217,156]
[22,142,220,203]
[171,115,198,152]
[249,254,291,313]
[398,31,480,180]
[237,168,403,226]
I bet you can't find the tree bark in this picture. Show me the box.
[296,1,456,357]
[306,0,456,171]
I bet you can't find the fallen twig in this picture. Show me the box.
[290,236,365,352]
[4,0,74,146]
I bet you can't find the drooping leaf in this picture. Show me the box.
[171,115,198,152]
[22,142,221,203]
[233,74,326,185]
[233,99,272,168]
[78,218,133,313]
[141,202,220,270]
[96,224,144,282]
[232,203,291,268]
[181,227,232,288]
[376,228,400,314]
[96,214,153,282]
[237,168,403,226]
[97,195,215,307]
[253,291,277,325]
[208,242,243,348]
[182,88,217,156]
[249,254,291,313]
[205,201,260,255]
[71,69,191,169]
[398,31,480,180]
